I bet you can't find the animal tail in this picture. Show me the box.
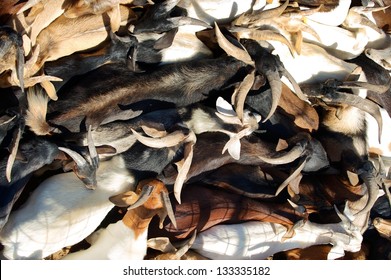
[25,86,52,135]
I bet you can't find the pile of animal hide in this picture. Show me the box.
[0,0,390,260]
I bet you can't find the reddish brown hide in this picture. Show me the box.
[111,179,171,240]
[0,0,26,24]
[373,0,391,33]
[277,83,319,133]
[148,183,307,241]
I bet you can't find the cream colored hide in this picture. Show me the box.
[305,0,352,26]
[301,5,390,69]
[302,18,375,60]
[161,27,213,63]
[365,46,391,71]
[268,41,358,85]
[61,220,148,260]
[177,0,267,25]
[366,107,391,157]
[345,4,390,50]
[0,156,135,260]
[191,214,362,260]
[19,0,66,47]
[133,27,213,64]
[62,179,173,260]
